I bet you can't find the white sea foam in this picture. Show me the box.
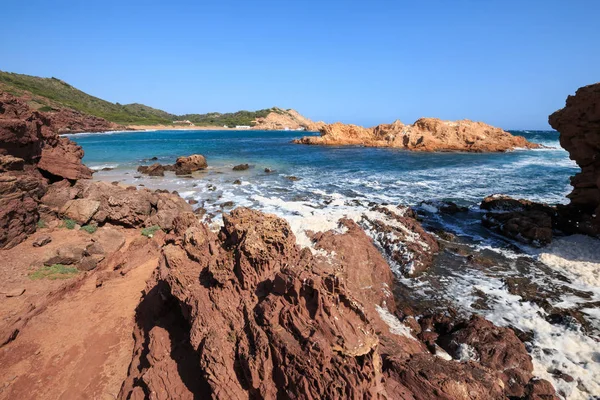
[444,270,599,399]
[89,164,119,170]
[537,235,600,288]
[375,305,414,338]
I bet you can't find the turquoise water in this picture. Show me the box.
[70,129,600,399]
[72,129,576,207]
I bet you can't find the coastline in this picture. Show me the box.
[126,124,234,131]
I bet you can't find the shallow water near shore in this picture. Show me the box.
[71,129,599,399]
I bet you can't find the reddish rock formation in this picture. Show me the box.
[0,170,47,249]
[0,93,92,180]
[0,93,93,248]
[44,108,122,134]
[549,83,600,236]
[136,154,208,176]
[41,180,192,230]
[44,108,125,133]
[253,108,324,131]
[119,208,555,399]
[174,154,207,175]
[294,118,540,152]
[37,136,93,180]
[137,162,168,176]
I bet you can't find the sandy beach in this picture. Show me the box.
[126,124,234,131]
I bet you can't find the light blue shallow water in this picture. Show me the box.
[70,130,600,399]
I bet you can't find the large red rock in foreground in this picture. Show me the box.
[0,93,92,180]
[0,93,94,248]
[549,83,600,236]
[119,208,555,399]
[294,118,540,152]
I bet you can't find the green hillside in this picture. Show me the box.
[181,108,283,127]
[0,71,290,127]
[0,71,172,124]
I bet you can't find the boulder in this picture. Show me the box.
[44,244,87,265]
[480,195,555,246]
[37,137,93,180]
[174,154,207,175]
[0,155,24,172]
[232,163,249,171]
[78,254,105,271]
[33,235,52,247]
[137,163,166,177]
[60,199,100,224]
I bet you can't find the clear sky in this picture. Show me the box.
[2,0,598,129]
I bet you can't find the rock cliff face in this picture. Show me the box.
[44,108,122,134]
[0,93,93,248]
[253,108,324,131]
[119,208,556,399]
[549,83,600,236]
[0,93,93,180]
[295,118,540,152]
[0,93,190,249]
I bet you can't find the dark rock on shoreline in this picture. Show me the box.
[550,83,600,237]
[137,163,166,176]
[232,163,249,171]
[480,195,555,246]
[136,154,207,176]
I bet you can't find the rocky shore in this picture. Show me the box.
[294,118,540,152]
[1,84,599,399]
[478,83,600,244]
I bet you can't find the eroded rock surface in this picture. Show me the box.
[44,107,122,134]
[295,118,540,152]
[41,180,192,230]
[0,93,95,248]
[120,208,554,399]
[549,83,600,236]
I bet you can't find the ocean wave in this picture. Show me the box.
[89,164,119,170]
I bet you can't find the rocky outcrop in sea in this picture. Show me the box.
[294,118,540,152]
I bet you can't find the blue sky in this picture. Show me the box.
[2,0,598,129]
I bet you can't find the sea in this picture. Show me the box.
[70,129,599,400]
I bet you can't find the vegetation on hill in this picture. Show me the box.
[0,70,296,127]
[0,71,173,124]
[181,108,282,128]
